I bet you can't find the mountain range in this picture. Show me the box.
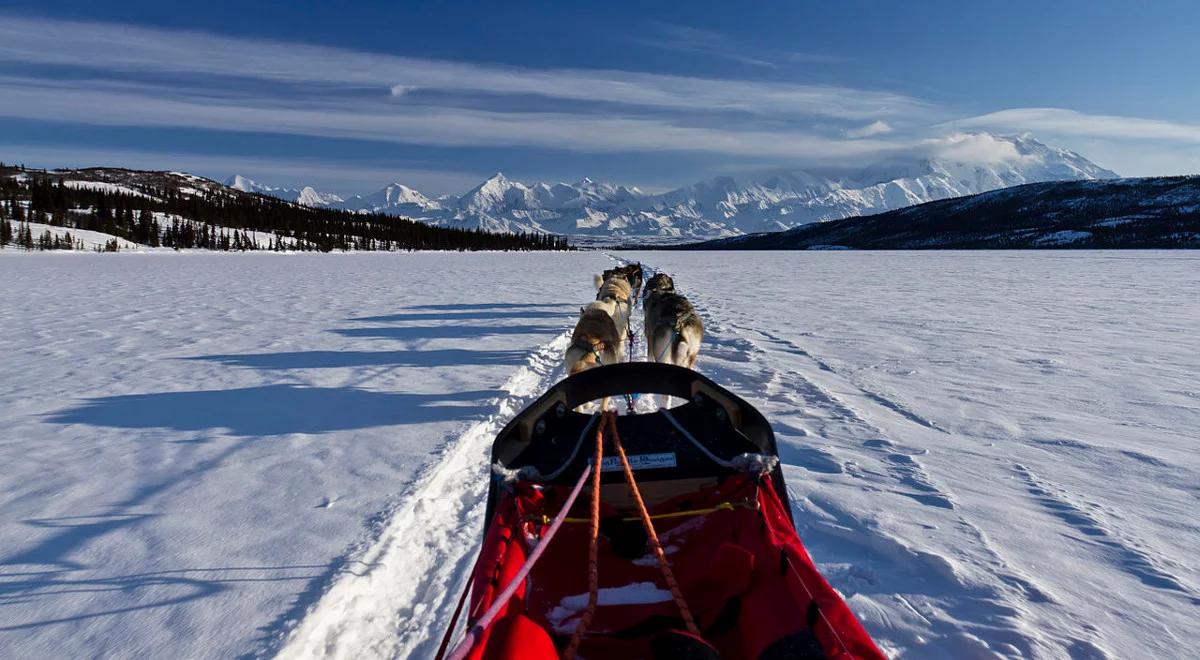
[688,175,1200,250]
[225,133,1119,243]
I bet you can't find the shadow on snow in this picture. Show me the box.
[10,304,569,642]
[349,309,573,323]
[332,324,560,341]
[45,384,500,436]
[185,348,531,370]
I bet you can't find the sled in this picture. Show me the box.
[439,363,883,659]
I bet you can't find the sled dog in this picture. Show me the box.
[592,273,632,345]
[596,263,644,298]
[643,272,674,298]
[594,273,632,305]
[644,292,703,370]
[564,304,624,375]
[642,273,675,317]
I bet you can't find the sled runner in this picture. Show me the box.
[439,363,883,659]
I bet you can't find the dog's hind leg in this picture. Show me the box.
[676,328,702,370]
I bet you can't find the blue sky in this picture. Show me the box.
[1,0,1198,195]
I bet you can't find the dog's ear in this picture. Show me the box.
[580,306,586,315]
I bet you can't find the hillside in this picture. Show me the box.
[0,165,568,252]
[688,176,1200,250]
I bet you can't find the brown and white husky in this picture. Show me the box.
[564,304,624,375]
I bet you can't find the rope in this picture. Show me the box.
[434,572,474,660]
[564,410,609,658]
[608,414,702,637]
[559,500,749,524]
[444,460,594,660]
[782,548,853,657]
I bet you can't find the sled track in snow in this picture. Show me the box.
[271,330,572,660]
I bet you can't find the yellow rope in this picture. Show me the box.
[556,500,743,524]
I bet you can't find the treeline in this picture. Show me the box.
[0,165,571,252]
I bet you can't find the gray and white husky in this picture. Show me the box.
[643,282,702,370]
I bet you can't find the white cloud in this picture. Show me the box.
[3,15,1196,178]
[0,76,909,161]
[920,132,1033,165]
[954,108,1200,142]
[0,15,925,121]
[0,143,485,195]
[846,120,892,138]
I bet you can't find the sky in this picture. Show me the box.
[1,0,1199,195]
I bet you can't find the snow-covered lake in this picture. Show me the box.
[1,251,1197,659]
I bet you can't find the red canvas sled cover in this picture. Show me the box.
[449,363,884,659]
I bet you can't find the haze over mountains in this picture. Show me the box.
[226,133,1118,242]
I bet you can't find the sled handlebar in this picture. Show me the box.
[554,362,723,408]
[510,363,759,446]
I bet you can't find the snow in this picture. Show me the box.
[61,180,155,199]
[4,221,163,251]
[226,175,346,208]
[0,252,594,659]
[547,582,674,633]
[246,133,1117,241]
[2,250,1198,659]
[624,250,1200,658]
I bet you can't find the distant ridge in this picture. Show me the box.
[684,176,1200,250]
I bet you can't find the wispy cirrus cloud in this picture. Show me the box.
[0,76,907,160]
[0,15,915,121]
[633,23,847,70]
[953,108,1200,143]
[0,142,484,195]
[0,13,1195,182]
[0,14,932,168]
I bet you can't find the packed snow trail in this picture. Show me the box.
[271,331,573,659]
[274,254,639,658]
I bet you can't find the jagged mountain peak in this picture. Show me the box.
[224,174,343,206]
[224,133,1117,243]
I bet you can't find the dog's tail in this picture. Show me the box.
[593,273,604,290]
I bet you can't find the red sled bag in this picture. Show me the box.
[440,363,884,660]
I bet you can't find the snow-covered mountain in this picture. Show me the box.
[233,134,1118,242]
[697,175,1200,249]
[224,175,344,207]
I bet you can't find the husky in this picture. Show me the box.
[596,263,644,299]
[642,273,675,315]
[564,304,624,376]
[644,292,703,370]
[593,273,632,343]
[594,272,632,304]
